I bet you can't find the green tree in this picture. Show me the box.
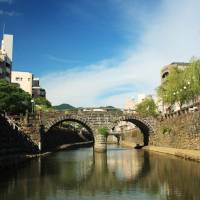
[157,60,200,109]
[0,79,31,114]
[184,60,200,103]
[135,96,158,117]
[34,97,52,108]
[98,127,109,137]
[157,66,190,109]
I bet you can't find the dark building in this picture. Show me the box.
[32,78,46,98]
[0,54,12,82]
[0,34,13,82]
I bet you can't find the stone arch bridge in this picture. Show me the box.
[6,110,156,152]
[37,110,156,151]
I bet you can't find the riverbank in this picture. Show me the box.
[120,141,200,162]
[0,141,93,170]
[143,146,200,162]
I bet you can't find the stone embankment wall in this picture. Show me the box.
[0,115,38,156]
[150,111,200,150]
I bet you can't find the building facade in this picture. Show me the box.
[161,62,189,82]
[11,72,46,98]
[125,94,148,112]
[125,98,137,111]
[0,34,13,82]
[11,71,33,95]
[32,77,46,98]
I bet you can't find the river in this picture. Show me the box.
[0,145,200,200]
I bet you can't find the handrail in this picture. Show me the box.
[1,113,39,150]
[4,115,21,131]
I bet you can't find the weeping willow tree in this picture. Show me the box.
[157,67,191,108]
[184,60,200,103]
[157,60,200,109]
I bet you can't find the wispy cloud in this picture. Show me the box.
[0,0,12,4]
[41,0,200,108]
[0,10,21,16]
[46,54,83,64]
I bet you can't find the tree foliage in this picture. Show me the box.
[98,127,109,137]
[34,97,52,108]
[157,60,200,109]
[0,79,31,114]
[184,60,200,102]
[135,97,158,117]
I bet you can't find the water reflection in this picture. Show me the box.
[0,146,200,200]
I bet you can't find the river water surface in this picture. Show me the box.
[0,145,200,200]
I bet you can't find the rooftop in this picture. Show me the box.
[170,62,190,66]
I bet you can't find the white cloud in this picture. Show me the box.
[0,0,12,4]
[46,54,83,64]
[0,10,21,16]
[41,0,200,108]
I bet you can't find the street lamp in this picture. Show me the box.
[31,99,35,114]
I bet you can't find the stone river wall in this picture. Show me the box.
[150,110,200,150]
[0,115,38,155]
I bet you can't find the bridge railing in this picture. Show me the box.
[161,104,200,120]
[3,114,21,131]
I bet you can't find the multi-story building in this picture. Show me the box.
[32,77,46,98]
[11,71,33,95]
[11,72,46,98]
[125,98,137,111]
[125,94,147,112]
[0,34,13,82]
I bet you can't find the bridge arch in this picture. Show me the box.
[112,115,154,146]
[44,115,95,136]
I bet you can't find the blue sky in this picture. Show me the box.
[1,0,200,107]
[0,0,149,74]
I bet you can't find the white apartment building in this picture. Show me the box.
[0,34,13,82]
[2,34,13,62]
[125,98,137,110]
[11,71,33,95]
[125,94,147,111]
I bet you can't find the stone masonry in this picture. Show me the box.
[2,108,200,153]
[150,110,200,150]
